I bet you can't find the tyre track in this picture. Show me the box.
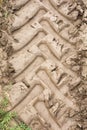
[7,0,85,130]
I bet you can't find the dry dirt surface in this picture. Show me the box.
[4,0,87,130]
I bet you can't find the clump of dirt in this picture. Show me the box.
[0,0,15,86]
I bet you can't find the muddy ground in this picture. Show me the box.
[0,0,14,86]
[0,0,87,130]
